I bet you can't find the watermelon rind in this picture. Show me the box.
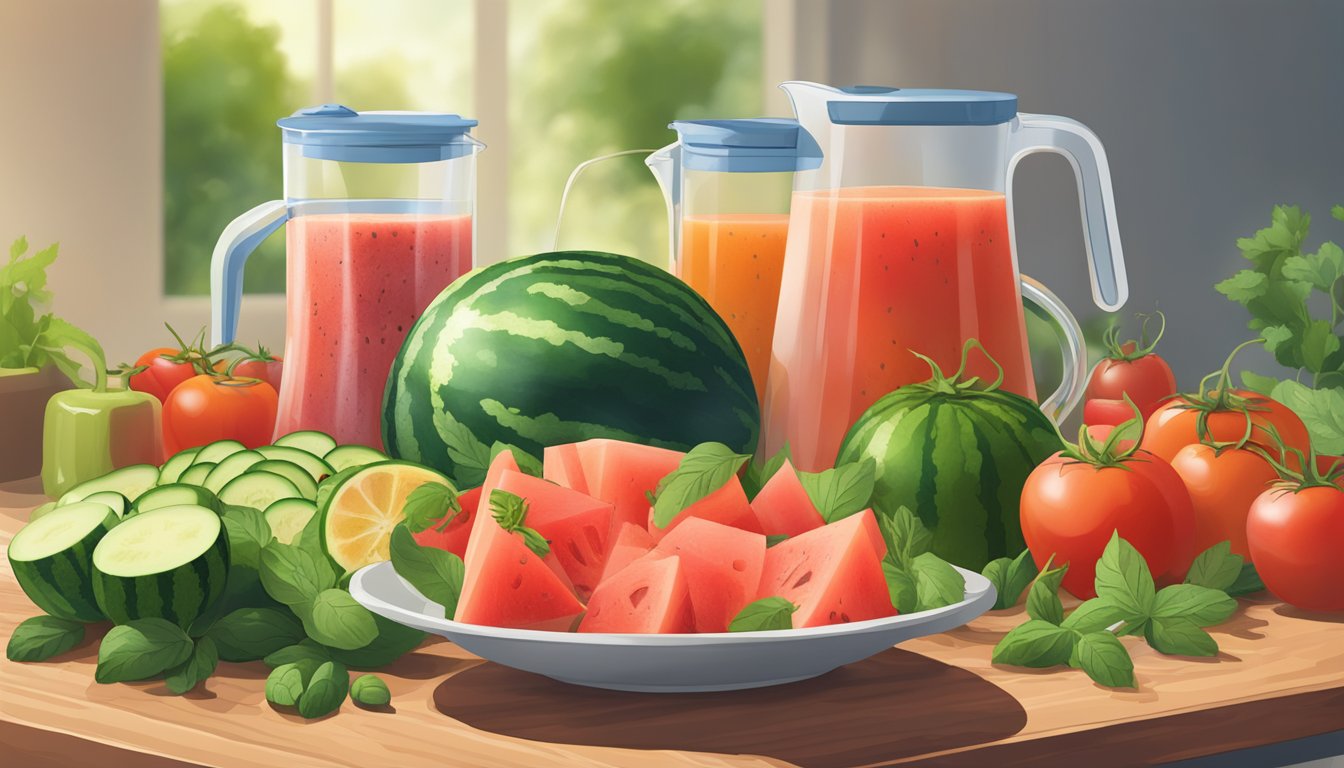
[9,502,120,622]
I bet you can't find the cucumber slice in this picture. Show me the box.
[58,464,161,506]
[134,483,220,516]
[218,471,301,513]
[179,462,216,487]
[10,502,120,621]
[203,450,266,493]
[263,498,318,545]
[323,444,388,472]
[157,447,201,485]
[248,460,319,500]
[273,430,337,459]
[83,491,131,519]
[256,445,334,482]
[91,504,227,629]
[192,439,247,466]
[29,501,58,522]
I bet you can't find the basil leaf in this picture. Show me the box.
[260,542,337,606]
[1026,563,1068,626]
[876,505,933,568]
[1061,598,1129,633]
[1145,617,1218,657]
[389,525,465,617]
[1184,541,1243,592]
[96,619,194,684]
[728,597,797,632]
[490,442,543,478]
[350,674,391,707]
[440,416,492,488]
[325,614,425,668]
[1072,631,1135,688]
[650,442,750,529]
[765,534,790,548]
[165,637,219,695]
[882,557,918,614]
[982,549,1039,610]
[991,620,1076,668]
[1152,584,1238,627]
[205,607,306,662]
[304,589,379,651]
[1226,563,1267,597]
[221,506,275,570]
[797,458,876,524]
[265,662,310,707]
[1094,532,1156,620]
[400,482,461,534]
[6,615,85,662]
[911,552,964,611]
[297,660,350,719]
[264,640,332,669]
[743,442,793,499]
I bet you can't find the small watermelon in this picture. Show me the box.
[835,344,1062,570]
[756,511,895,628]
[654,518,765,633]
[383,251,759,488]
[493,469,615,599]
[9,502,119,622]
[579,553,695,634]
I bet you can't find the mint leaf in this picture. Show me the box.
[876,505,933,567]
[882,557,918,614]
[1072,631,1135,688]
[6,615,84,662]
[303,589,379,651]
[389,524,465,617]
[650,442,749,529]
[911,552,964,611]
[1145,617,1218,657]
[205,607,305,662]
[991,620,1076,667]
[982,549,1039,610]
[490,442,543,478]
[728,597,797,632]
[165,637,219,695]
[1062,598,1128,633]
[489,489,549,558]
[297,660,349,719]
[1026,562,1068,626]
[96,619,194,683]
[1270,380,1344,454]
[400,481,461,534]
[1215,270,1268,304]
[797,458,876,524]
[1227,563,1267,597]
[260,542,337,606]
[1094,532,1156,622]
[1152,584,1237,627]
[1184,541,1243,592]
[440,416,491,488]
[221,505,274,570]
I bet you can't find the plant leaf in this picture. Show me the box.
[728,597,797,632]
[1072,631,1135,688]
[6,615,84,662]
[1214,270,1268,304]
[1145,616,1218,657]
[796,458,876,524]
[205,607,306,662]
[982,550,1039,610]
[876,505,933,568]
[264,640,332,669]
[297,660,349,719]
[303,589,379,651]
[96,619,194,683]
[911,552,965,611]
[1184,541,1243,592]
[490,442,543,478]
[1152,584,1238,627]
[1062,598,1129,633]
[650,442,749,529]
[165,637,219,695]
[400,481,461,534]
[1226,563,1267,597]
[389,524,464,617]
[221,505,274,570]
[1026,562,1069,626]
[882,557,918,614]
[489,489,549,558]
[259,542,337,607]
[265,662,309,707]
[1094,532,1156,621]
[991,620,1076,668]
[439,416,492,488]
[1270,380,1344,455]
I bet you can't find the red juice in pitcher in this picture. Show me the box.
[278,213,473,447]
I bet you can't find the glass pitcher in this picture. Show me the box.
[646,119,820,406]
[210,105,482,449]
[764,82,1127,471]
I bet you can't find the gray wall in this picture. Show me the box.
[824,0,1344,388]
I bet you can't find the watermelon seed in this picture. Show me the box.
[629,586,649,608]
[511,575,523,590]
[792,571,812,588]
[567,541,586,566]
[731,559,747,572]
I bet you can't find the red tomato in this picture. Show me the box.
[1246,485,1344,612]
[129,347,200,403]
[1141,389,1311,466]
[1085,353,1177,419]
[1128,452,1197,583]
[1168,444,1278,559]
[215,356,283,391]
[1083,398,1135,427]
[162,374,278,453]
[1020,451,1182,599]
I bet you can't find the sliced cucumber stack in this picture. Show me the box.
[83,491,131,519]
[324,444,388,472]
[203,450,266,493]
[10,502,120,621]
[157,447,201,485]
[58,464,160,506]
[264,498,319,545]
[179,462,216,487]
[273,429,337,459]
[134,483,220,516]
[249,460,319,499]
[92,504,228,628]
[218,471,301,513]
[257,445,333,483]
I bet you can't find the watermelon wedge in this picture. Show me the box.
[654,517,765,632]
[493,470,615,599]
[542,443,590,495]
[599,522,656,585]
[647,476,761,543]
[751,459,824,537]
[578,552,694,634]
[756,510,896,628]
[545,439,684,533]
[412,486,480,560]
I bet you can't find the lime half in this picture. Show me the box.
[320,461,453,572]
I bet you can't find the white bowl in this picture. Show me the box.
[349,561,996,693]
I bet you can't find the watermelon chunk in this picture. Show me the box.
[493,470,615,599]
[542,442,590,495]
[599,522,656,585]
[546,439,684,533]
[751,460,823,538]
[756,511,896,628]
[647,476,761,543]
[475,450,521,520]
[578,552,694,634]
[455,492,585,632]
[412,486,480,560]
[654,517,765,632]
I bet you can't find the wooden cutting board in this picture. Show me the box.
[3,476,1343,767]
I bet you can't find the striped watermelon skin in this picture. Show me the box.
[9,511,119,622]
[836,388,1061,571]
[92,527,229,630]
[383,251,759,486]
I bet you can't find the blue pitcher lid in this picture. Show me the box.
[278,105,480,163]
[670,118,822,173]
[824,86,1018,126]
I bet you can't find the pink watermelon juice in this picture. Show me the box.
[279,213,472,447]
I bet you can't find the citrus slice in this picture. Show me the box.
[320,461,454,572]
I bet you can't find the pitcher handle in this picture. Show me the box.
[209,200,290,346]
[1021,275,1088,423]
[1009,114,1128,312]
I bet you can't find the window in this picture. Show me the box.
[161,0,764,296]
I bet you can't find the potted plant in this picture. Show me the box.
[0,237,96,482]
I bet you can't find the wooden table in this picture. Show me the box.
[3,477,1343,768]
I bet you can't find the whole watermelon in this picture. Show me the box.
[383,251,759,486]
[835,346,1062,571]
